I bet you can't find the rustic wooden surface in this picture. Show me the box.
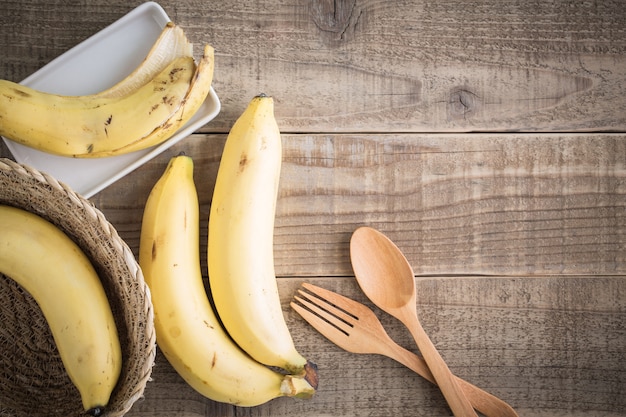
[1,1,625,416]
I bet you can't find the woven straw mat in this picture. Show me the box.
[0,158,156,417]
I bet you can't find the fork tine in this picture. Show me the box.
[293,283,520,417]
[290,298,360,354]
[297,285,358,322]
[293,293,354,335]
[292,283,390,356]
[300,282,370,318]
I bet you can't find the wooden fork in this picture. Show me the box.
[290,282,518,417]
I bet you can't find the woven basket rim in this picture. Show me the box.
[0,157,156,417]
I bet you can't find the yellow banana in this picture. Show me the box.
[208,95,316,377]
[110,44,215,155]
[0,56,194,157]
[139,155,316,407]
[0,23,214,158]
[0,205,121,416]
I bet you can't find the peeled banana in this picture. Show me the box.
[207,95,315,377]
[0,205,121,416]
[139,155,316,407]
[111,44,215,155]
[0,23,213,158]
[98,22,192,99]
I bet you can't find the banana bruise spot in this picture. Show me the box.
[104,115,112,137]
[169,66,185,81]
[238,153,248,172]
[11,87,31,98]
[163,94,178,107]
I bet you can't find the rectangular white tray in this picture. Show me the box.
[2,1,220,198]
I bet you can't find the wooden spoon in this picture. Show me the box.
[350,226,479,417]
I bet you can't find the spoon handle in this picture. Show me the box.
[404,313,479,417]
[386,342,518,417]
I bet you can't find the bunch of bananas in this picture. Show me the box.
[0,18,316,411]
[0,23,214,158]
[139,95,318,406]
[0,205,121,416]
[0,22,214,414]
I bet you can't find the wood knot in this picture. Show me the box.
[310,0,360,42]
[448,88,480,121]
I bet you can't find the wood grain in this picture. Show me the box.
[86,133,626,277]
[118,276,625,417]
[1,0,625,132]
[0,0,625,415]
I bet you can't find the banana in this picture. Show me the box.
[0,205,121,416]
[139,155,317,407]
[207,95,315,377]
[0,56,194,157]
[109,44,215,155]
[0,23,214,158]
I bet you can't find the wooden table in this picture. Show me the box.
[1,1,625,416]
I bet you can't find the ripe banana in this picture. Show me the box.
[110,44,215,155]
[0,56,194,157]
[208,95,315,377]
[139,155,316,407]
[0,205,121,416]
[0,23,214,158]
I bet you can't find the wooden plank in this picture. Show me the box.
[123,275,626,417]
[0,0,625,132]
[88,132,626,277]
[0,2,624,416]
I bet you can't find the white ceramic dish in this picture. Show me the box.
[2,1,220,198]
